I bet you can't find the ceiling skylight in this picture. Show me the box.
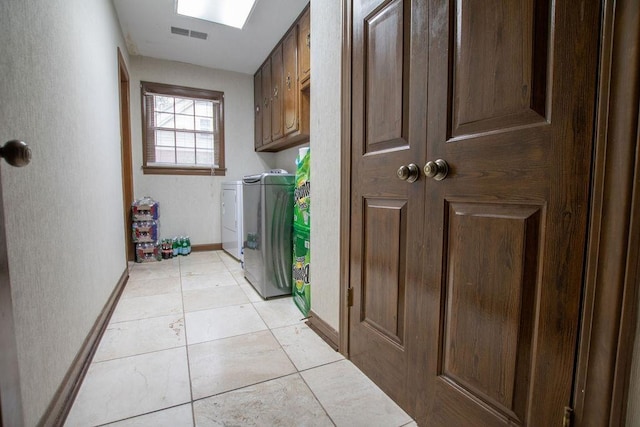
[177,0,257,29]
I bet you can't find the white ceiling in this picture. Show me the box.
[113,0,309,75]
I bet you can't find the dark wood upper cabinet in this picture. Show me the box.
[260,59,272,146]
[270,44,284,141]
[283,26,299,136]
[253,4,310,152]
[298,7,310,87]
[253,69,262,150]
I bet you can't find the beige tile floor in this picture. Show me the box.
[65,251,416,426]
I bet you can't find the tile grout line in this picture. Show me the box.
[91,343,186,365]
[266,318,339,427]
[297,369,338,427]
[93,403,189,427]
[193,254,338,424]
[91,252,361,426]
[177,255,197,427]
[105,308,183,327]
[190,372,298,404]
[253,284,339,425]
[76,260,187,426]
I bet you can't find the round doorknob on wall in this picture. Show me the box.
[397,163,420,183]
[424,159,449,181]
[0,140,31,167]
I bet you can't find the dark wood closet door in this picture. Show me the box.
[349,0,429,412]
[415,0,599,424]
[348,0,600,425]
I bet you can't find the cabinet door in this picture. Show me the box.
[254,69,262,149]
[298,7,310,84]
[261,59,272,145]
[271,45,284,140]
[283,27,298,136]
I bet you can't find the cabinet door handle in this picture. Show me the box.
[286,74,292,89]
[263,97,268,108]
[306,33,310,48]
[273,85,279,98]
[255,105,260,115]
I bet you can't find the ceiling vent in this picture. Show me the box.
[170,26,208,40]
[189,30,208,40]
[171,26,190,36]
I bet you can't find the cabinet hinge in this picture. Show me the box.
[347,288,353,307]
[563,406,573,427]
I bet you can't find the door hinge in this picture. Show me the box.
[347,288,353,307]
[563,406,573,427]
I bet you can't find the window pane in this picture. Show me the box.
[195,100,213,117]
[195,134,214,165]
[155,96,174,113]
[196,133,213,149]
[176,132,195,148]
[155,112,175,128]
[155,146,176,163]
[175,98,194,115]
[176,147,196,164]
[196,149,214,165]
[175,114,195,130]
[155,130,175,147]
[196,117,213,132]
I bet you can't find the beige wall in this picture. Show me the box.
[129,56,276,245]
[274,145,306,172]
[0,0,129,424]
[273,1,342,332]
[307,1,342,331]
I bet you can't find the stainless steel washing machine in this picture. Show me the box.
[242,171,294,299]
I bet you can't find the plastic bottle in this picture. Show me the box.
[181,236,188,255]
[164,239,173,259]
[185,236,191,255]
[173,237,180,257]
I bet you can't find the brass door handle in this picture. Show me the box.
[423,159,449,181]
[397,163,420,183]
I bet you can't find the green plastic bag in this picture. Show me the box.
[292,225,311,316]
[293,149,310,229]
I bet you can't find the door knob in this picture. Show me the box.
[397,163,420,183]
[423,159,449,181]
[1,140,31,167]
